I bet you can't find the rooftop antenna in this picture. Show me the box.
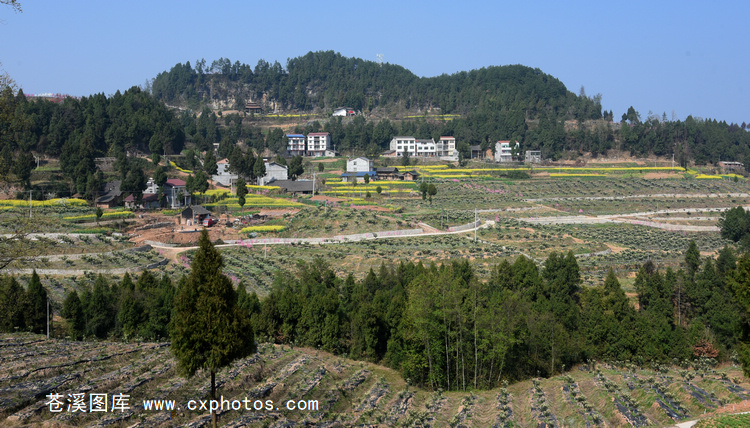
[376,54,384,67]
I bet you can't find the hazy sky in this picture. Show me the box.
[2,1,748,124]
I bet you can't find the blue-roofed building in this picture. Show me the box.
[286,134,306,156]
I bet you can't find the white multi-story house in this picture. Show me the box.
[306,132,331,157]
[495,140,519,162]
[415,139,437,157]
[258,162,289,186]
[389,136,440,157]
[286,134,306,156]
[436,136,456,158]
[346,157,374,173]
[390,136,416,157]
[164,178,191,208]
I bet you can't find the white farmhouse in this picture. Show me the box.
[258,162,289,186]
[333,107,355,117]
[495,140,519,162]
[346,157,374,173]
[212,158,238,187]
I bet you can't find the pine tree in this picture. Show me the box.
[236,177,247,212]
[684,240,701,277]
[171,229,255,425]
[62,290,85,340]
[0,276,26,332]
[87,275,114,339]
[253,156,266,183]
[26,270,49,334]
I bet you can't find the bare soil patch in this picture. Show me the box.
[311,195,347,203]
[127,212,240,247]
[605,243,628,253]
[643,172,674,179]
[352,205,392,212]
[259,208,299,217]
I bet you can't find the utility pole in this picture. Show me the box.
[312,168,316,196]
[29,190,33,219]
[47,299,50,339]
[474,208,477,242]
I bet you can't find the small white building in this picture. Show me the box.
[333,107,355,117]
[286,134,306,156]
[258,162,289,186]
[144,177,159,195]
[306,132,331,157]
[212,158,238,187]
[495,141,519,163]
[525,151,542,164]
[346,157,374,173]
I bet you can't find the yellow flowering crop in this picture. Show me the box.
[240,225,286,233]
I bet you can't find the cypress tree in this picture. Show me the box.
[62,290,85,340]
[171,229,255,425]
[0,276,26,332]
[26,270,49,334]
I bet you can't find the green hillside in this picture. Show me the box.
[151,51,599,121]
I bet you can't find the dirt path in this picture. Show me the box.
[521,207,733,232]
[147,220,496,254]
[525,193,750,202]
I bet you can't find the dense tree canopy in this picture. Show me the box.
[249,243,746,390]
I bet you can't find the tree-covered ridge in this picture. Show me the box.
[0,85,184,196]
[150,51,601,120]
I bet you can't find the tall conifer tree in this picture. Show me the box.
[171,229,255,425]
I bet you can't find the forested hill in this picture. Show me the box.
[150,51,603,121]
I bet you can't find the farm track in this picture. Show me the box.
[524,193,750,202]
[1,334,749,426]
[520,206,737,232]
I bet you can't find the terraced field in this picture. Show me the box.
[2,334,748,427]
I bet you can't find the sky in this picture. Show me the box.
[1,0,748,124]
